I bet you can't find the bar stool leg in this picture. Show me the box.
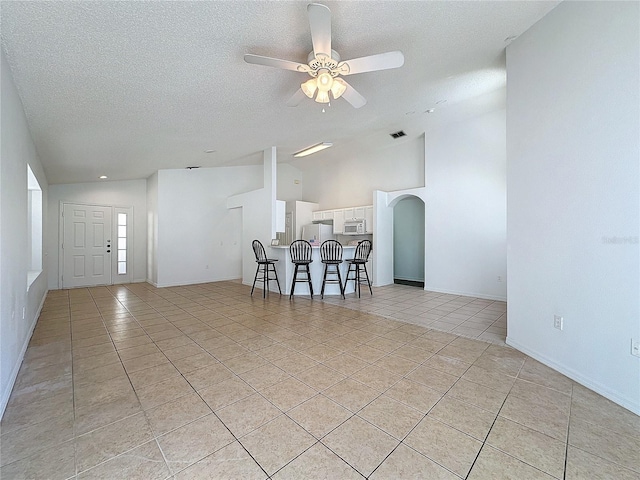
[272,264,282,294]
[290,264,299,299]
[336,265,344,299]
[321,264,328,299]
[306,264,314,297]
[263,263,268,298]
[251,264,260,296]
[363,264,372,295]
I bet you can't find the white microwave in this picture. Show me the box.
[344,219,366,235]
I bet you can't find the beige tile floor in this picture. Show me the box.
[1,281,639,479]
[322,283,508,345]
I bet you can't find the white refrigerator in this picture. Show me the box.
[301,223,335,245]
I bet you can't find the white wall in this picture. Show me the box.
[146,172,158,285]
[156,165,263,287]
[424,108,507,300]
[506,1,639,413]
[47,179,148,288]
[227,149,278,287]
[277,163,303,202]
[1,49,49,417]
[297,136,425,208]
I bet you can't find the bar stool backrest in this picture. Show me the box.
[252,239,267,262]
[320,240,343,262]
[354,239,372,262]
[290,240,312,262]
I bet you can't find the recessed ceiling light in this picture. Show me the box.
[99,175,107,179]
[405,111,415,115]
[425,109,435,114]
[435,99,447,105]
[204,149,216,154]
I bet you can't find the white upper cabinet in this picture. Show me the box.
[365,206,374,233]
[343,207,355,220]
[333,209,345,234]
[312,205,374,234]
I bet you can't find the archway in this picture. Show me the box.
[392,196,425,287]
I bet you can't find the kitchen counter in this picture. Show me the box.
[270,245,358,296]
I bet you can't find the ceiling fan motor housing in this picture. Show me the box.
[306,50,341,77]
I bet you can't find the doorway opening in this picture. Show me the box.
[393,196,425,288]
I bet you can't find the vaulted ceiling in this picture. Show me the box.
[1,1,558,184]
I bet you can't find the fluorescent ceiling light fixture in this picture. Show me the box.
[99,175,108,179]
[293,142,333,157]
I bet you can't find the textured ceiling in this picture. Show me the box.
[1,1,559,184]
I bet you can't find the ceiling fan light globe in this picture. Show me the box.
[330,77,347,99]
[316,70,333,92]
[301,78,318,98]
[315,90,330,103]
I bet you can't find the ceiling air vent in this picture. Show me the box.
[390,130,406,139]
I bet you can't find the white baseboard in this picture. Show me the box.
[0,291,47,419]
[506,336,640,416]
[393,276,425,283]
[153,276,241,289]
[423,285,507,302]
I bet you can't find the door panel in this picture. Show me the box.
[63,203,112,288]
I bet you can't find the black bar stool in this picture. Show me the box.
[289,240,313,299]
[251,240,281,298]
[345,239,373,298]
[320,240,344,299]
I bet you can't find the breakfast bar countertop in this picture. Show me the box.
[268,244,360,296]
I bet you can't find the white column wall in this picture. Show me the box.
[227,148,278,287]
[146,172,158,285]
[424,108,507,301]
[506,1,639,413]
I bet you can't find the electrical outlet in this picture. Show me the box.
[632,339,640,358]
[497,276,503,282]
[554,315,563,330]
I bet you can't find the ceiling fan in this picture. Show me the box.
[244,3,404,109]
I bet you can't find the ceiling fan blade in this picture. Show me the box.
[286,89,307,107]
[340,80,367,109]
[338,51,405,75]
[308,3,331,59]
[244,54,310,73]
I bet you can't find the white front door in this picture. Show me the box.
[62,203,113,288]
